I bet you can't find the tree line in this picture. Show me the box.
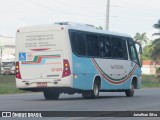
[134,19,160,61]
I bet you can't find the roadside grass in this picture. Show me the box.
[0,74,160,94]
[0,75,26,94]
[141,75,160,88]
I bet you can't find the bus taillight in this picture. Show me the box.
[62,59,71,78]
[16,62,21,79]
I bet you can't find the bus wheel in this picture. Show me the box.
[43,90,60,100]
[82,82,100,99]
[125,83,134,97]
[91,82,100,98]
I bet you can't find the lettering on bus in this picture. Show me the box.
[25,34,56,48]
[110,65,124,69]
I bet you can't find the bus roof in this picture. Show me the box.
[55,22,132,38]
[17,22,132,38]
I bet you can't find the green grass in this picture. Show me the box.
[141,75,160,88]
[0,74,160,94]
[0,75,26,94]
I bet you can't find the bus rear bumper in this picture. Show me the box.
[16,75,73,91]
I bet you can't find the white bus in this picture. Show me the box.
[15,22,141,99]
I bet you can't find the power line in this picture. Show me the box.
[53,0,118,9]
[27,0,114,18]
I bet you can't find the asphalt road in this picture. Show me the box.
[0,88,160,120]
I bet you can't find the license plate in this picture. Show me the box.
[37,82,47,87]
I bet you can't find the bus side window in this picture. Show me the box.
[99,36,111,58]
[104,37,111,58]
[122,39,128,60]
[111,37,123,59]
[99,36,105,58]
[128,40,139,64]
[99,40,104,50]
[70,32,87,56]
[86,34,99,57]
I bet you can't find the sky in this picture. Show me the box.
[0,0,159,40]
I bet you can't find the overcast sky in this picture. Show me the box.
[0,0,159,39]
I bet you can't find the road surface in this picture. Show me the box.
[0,88,160,120]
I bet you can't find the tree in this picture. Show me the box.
[133,32,149,47]
[153,19,160,36]
[151,19,160,61]
[141,45,153,60]
[151,38,160,61]
[96,26,103,30]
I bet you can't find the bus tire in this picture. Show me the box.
[82,82,100,99]
[125,83,134,97]
[91,81,100,98]
[43,90,60,100]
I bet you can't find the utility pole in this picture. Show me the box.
[106,0,110,30]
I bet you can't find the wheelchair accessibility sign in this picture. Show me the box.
[19,52,26,61]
